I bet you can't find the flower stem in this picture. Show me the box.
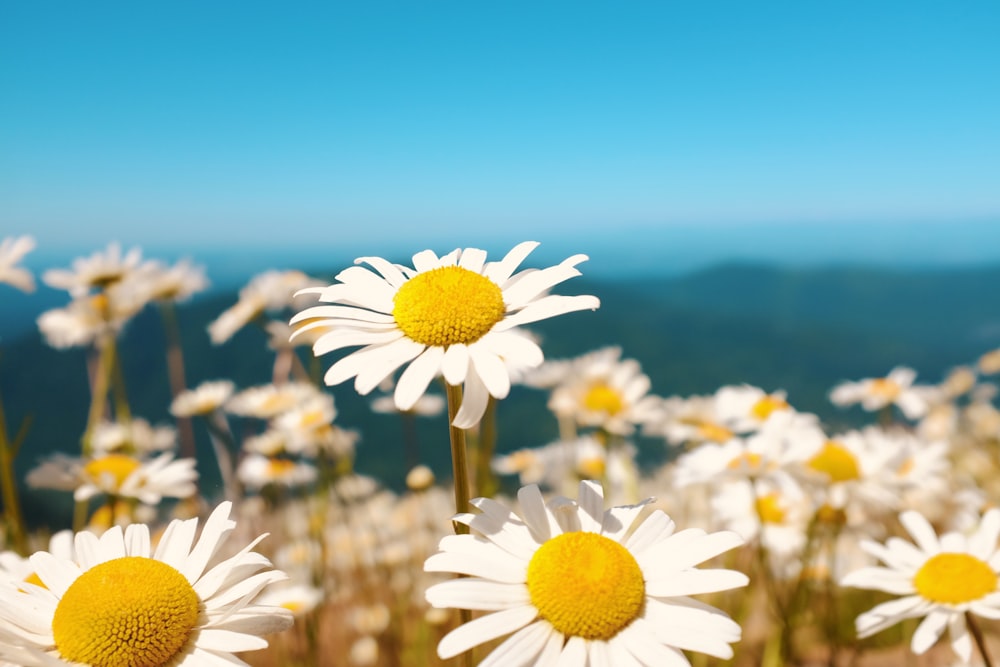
[444,382,474,667]
[967,611,994,667]
[0,387,28,555]
[475,396,498,499]
[445,383,471,535]
[158,301,197,462]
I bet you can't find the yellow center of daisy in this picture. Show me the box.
[913,552,998,604]
[750,395,789,421]
[582,382,625,416]
[526,531,644,640]
[755,493,786,524]
[52,556,200,667]
[392,266,505,346]
[268,458,296,476]
[870,377,901,399]
[808,441,860,483]
[692,420,733,443]
[727,451,763,471]
[84,454,142,489]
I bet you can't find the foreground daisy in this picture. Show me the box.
[290,242,600,428]
[841,508,1000,663]
[424,480,748,665]
[0,501,293,666]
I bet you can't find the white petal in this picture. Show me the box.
[497,294,601,330]
[576,480,606,534]
[900,511,940,554]
[442,344,470,386]
[911,608,951,654]
[625,511,676,555]
[645,569,749,597]
[483,241,539,285]
[469,346,511,399]
[394,346,445,409]
[436,605,538,659]
[478,620,554,667]
[426,579,531,610]
[453,369,490,429]
[195,629,268,652]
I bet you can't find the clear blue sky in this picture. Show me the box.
[2,1,999,258]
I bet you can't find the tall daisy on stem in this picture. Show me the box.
[841,508,1000,665]
[290,241,599,504]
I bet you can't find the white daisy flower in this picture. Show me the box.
[42,242,145,297]
[236,454,318,491]
[547,348,662,436]
[290,241,600,428]
[829,366,931,420]
[0,235,36,293]
[226,382,319,419]
[256,582,324,616]
[712,384,792,434]
[841,508,1000,663]
[27,452,198,505]
[0,501,293,666]
[208,269,322,344]
[139,257,209,303]
[424,480,748,664]
[37,292,145,349]
[90,418,177,456]
[171,380,236,417]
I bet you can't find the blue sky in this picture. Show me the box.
[2,1,999,263]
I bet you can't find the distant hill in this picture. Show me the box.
[3,262,998,528]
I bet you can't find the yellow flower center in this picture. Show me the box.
[52,556,200,667]
[808,441,860,483]
[392,266,505,347]
[267,458,297,476]
[84,454,142,489]
[691,419,733,443]
[755,493,786,524]
[577,456,606,480]
[727,452,763,472]
[913,552,998,604]
[582,382,625,416]
[526,531,645,640]
[870,377,901,399]
[23,572,46,588]
[750,395,789,421]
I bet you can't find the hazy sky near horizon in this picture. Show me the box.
[2,1,999,253]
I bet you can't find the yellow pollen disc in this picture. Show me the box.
[582,382,625,416]
[392,266,505,347]
[578,457,606,479]
[52,556,200,667]
[808,441,860,483]
[755,493,786,524]
[727,452,763,471]
[870,377,901,399]
[527,531,645,640]
[750,395,789,421]
[301,409,326,427]
[267,458,297,476]
[815,503,846,525]
[84,454,142,489]
[695,420,734,443]
[913,552,998,604]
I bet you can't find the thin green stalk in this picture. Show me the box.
[158,301,197,462]
[109,336,132,424]
[475,396,498,499]
[445,382,473,667]
[82,333,116,456]
[445,383,471,535]
[0,388,28,555]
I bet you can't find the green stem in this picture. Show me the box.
[82,333,116,456]
[445,383,471,535]
[158,302,197,462]
[445,382,474,667]
[0,387,28,554]
[109,336,131,424]
[475,396,498,499]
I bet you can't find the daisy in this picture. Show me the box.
[139,257,209,303]
[829,366,931,420]
[841,508,1000,663]
[0,501,293,666]
[90,417,177,456]
[42,242,145,297]
[170,380,236,418]
[236,454,318,491]
[290,241,600,428]
[547,348,662,436]
[0,235,36,293]
[27,452,198,505]
[37,292,144,349]
[424,480,748,665]
[208,269,322,344]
